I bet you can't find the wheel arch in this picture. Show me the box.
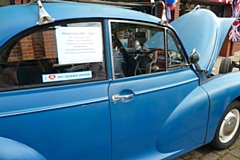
[235,96,240,103]
[202,72,240,144]
[206,97,240,144]
[0,136,46,160]
[209,100,240,149]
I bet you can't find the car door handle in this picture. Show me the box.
[112,94,134,104]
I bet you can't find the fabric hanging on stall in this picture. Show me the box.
[210,0,240,41]
[229,0,240,42]
[210,0,231,3]
[165,0,178,21]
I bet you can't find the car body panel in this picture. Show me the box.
[0,137,46,160]
[109,68,209,159]
[0,3,160,47]
[0,81,111,159]
[201,72,240,143]
[171,9,235,73]
[0,1,239,160]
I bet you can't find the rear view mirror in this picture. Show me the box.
[189,49,200,64]
[189,49,202,72]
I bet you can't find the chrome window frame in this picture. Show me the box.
[0,19,108,92]
[166,29,188,70]
[108,19,189,80]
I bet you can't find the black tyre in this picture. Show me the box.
[219,57,232,74]
[210,101,240,149]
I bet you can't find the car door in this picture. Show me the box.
[0,21,111,159]
[108,21,210,159]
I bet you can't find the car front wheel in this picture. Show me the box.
[210,101,240,149]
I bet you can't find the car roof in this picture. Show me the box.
[0,2,161,47]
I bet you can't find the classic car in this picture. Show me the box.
[0,0,239,159]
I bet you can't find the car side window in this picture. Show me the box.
[167,32,185,68]
[110,22,166,78]
[0,21,106,90]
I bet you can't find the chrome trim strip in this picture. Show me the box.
[134,77,198,95]
[108,19,167,79]
[0,97,108,118]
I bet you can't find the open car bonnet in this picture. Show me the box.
[170,8,235,74]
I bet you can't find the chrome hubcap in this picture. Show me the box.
[223,117,237,136]
[219,109,240,143]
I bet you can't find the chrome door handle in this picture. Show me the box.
[112,94,134,104]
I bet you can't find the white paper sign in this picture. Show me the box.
[42,71,92,83]
[55,26,103,65]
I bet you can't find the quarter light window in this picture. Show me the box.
[167,32,184,68]
[0,22,106,90]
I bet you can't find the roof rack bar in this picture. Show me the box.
[159,1,168,25]
[54,0,168,24]
[36,0,55,25]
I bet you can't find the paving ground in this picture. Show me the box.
[174,52,240,160]
[174,138,240,160]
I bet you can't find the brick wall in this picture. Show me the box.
[14,0,28,4]
[9,42,23,61]
[235,42,240,51]
[219,5,232,57]
[9,30,56,61]
[43,31,56,58]
[20,35,34,60]
[172,0,180,20]
[32,32,46,59]
[219,35,232,57]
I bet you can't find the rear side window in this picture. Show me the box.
[0,22,106,90]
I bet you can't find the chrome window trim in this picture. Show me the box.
[108,19,168,80]
[166,29,188,70]
[108,19,190,79]
[0,20,108,92]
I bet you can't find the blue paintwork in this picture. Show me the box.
[0,137,46,159]
[0,1,239,160]
[109,68,208,159]
[0,81,111,159]
[202,72,240,143]
[171,9,235,73]
[0,3,160,47]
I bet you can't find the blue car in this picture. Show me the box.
[0,0,239,159]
